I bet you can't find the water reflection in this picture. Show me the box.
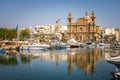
[67,48,105,76]
[19,48,110,76]
[0,50,18,65]
[0,48,119,80]
[20,53,32,63]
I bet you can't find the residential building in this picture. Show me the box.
[34,24,67,41]
[104,28,120,42]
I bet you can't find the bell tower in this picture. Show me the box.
[91,10,96,41]
[67,12,73,38]
[91,10,96,25]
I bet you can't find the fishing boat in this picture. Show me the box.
[19,43,50,50]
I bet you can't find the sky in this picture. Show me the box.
[0,0,120,28]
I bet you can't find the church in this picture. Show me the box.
[67,10,101,42]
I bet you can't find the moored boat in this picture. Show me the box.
[112,42,120,50]
[86,41,92,48]
[19,43,50,50]
[110,69,120,80]
[106,56,120,65]
[50,40,70,50]
[70,43,80,48]
[67,38,80,48]
[54,43,70,49]
[98,42,105,46]
[79,42,86,48]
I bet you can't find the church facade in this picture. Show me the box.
[67,10,101,42]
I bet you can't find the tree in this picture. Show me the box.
[34,34,40,39]
[0,28,17,40]
[20,29,30,41]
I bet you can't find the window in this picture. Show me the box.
[80,28,83,31]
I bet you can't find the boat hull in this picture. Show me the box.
[70,45,80,48]
[19,45,50,50]
[106,56,120,65]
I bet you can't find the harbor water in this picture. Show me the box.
[0,47,119,80]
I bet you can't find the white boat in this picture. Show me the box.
[67,38,80,48]
[98,42,105,46]
[55,42,70,49]
[106,56,120,65]
[79,42,86,48]
[112,42,120,50]
[19,43,50,50]
[86,41,92,48]
[51,41,70,49]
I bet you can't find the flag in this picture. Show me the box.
[16,24,19,40]
[16,24,18,30]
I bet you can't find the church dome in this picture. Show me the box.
[84,15,91,20]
